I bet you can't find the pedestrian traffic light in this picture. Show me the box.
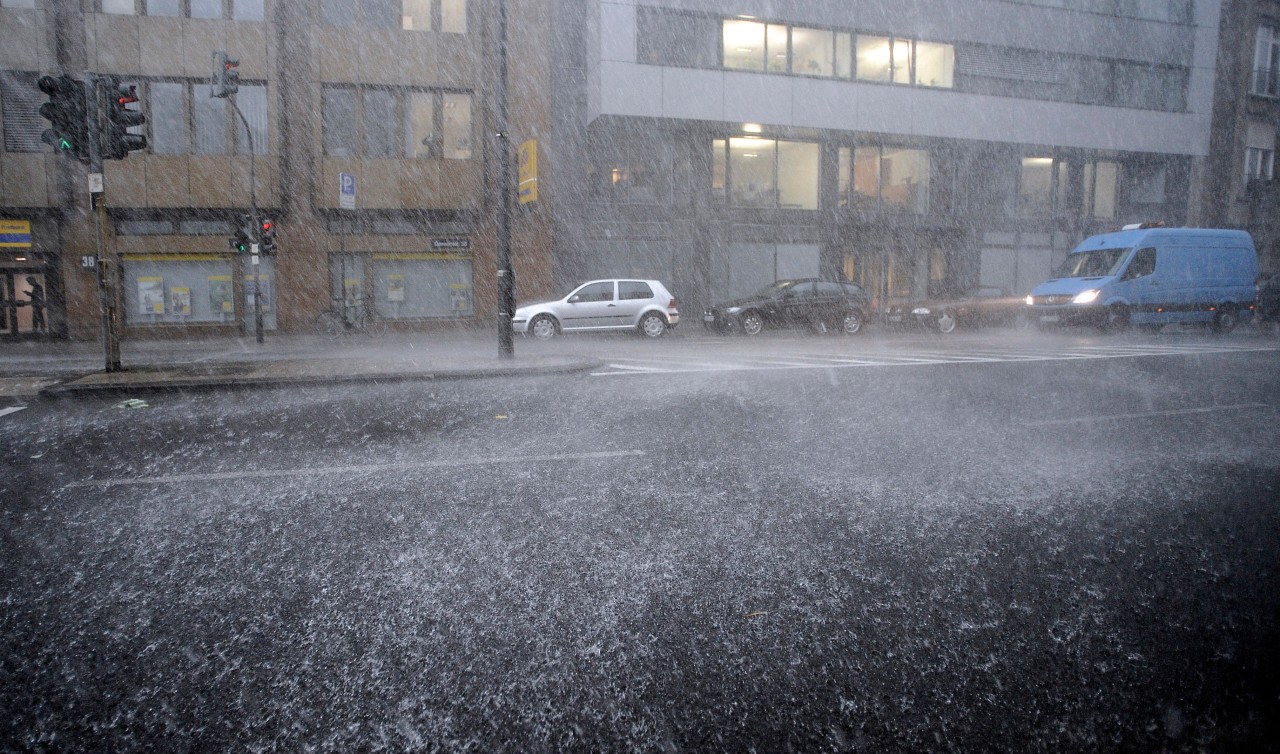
[229,215,255,253]
[258,219,277,254]
[100,76,147,160]
[211,51,240,98]
[37,74,90,164]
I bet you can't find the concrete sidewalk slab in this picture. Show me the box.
[39,353,601,397]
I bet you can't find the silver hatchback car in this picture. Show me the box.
[512,279,680,340]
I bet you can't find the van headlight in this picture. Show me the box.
[1073,289,1100,304]
[1025,295,1034,306]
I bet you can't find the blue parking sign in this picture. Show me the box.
[339,172,356,210]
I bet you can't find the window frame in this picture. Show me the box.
[322,84,473,160]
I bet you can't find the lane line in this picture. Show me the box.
[0,406,27,418]
[65,449,647,489]
[1022,403,1269,427]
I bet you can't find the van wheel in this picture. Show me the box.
[1211,307,1238,334]
[1101,305,1130,334]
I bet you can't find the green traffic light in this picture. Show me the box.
[59,138,73,151]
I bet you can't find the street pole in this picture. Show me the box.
[494,0,515,359]
[231,100,263,344]
[86,73,122,373]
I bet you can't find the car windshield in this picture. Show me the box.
[755,281,796,299]
[1053,248,1131,278]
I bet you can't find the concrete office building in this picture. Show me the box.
[543,0,1218,316]
[0,0,554,341]
[1197,0,1280,273]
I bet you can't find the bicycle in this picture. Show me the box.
[314,300,389,338]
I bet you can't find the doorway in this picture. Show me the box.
[0,271,48,338]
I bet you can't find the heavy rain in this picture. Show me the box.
[2,0,1280,751]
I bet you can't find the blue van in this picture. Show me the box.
[1027,226,1259,333]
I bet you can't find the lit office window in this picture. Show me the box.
[777,141,820,209]
[729,137,776,207]
[442,93,472,159]
[846,147,930,213]
[402,0,431,30]
[1019,157,1055,215]
[1082,161,1118,218]
[723,138,819,209]
[915,41,955,88]
[723,19,766,71]
[407,92,435,158]
[791,27,834,77]
[441,0,466,33]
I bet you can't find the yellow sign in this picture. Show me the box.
[0,219,32,248]
[518,140,538,204]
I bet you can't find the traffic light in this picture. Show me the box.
[100,76,147,160]
[259,219,277,254]
[229,215,255,253]
[211,51,240,98]
[37,74,90,164]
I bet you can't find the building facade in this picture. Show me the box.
[544,0,1220,318]
[1196,0,1280,273]
[0,0,555,341]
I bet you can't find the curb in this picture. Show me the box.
[39,356,604,398]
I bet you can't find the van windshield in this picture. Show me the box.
[1053,247,1131,278]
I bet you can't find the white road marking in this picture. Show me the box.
[0,406,27,418]
[65,449,647,489]
[591,342,1280,376]
[1022,403,1270,427]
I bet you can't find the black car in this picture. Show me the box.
[703,279,873,336]
[1257,272,1280,325]
[883,285,1030,334]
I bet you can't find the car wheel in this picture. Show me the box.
[741,311,764,336]
[841,310,864,335]
[1211,306,1238,334]
[936,309,958,334]
[638,312,667,338]
[529,314,558,340]
[1101,305,1130,334]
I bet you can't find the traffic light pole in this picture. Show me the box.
[87,74,122,373]
[230,100,263,344]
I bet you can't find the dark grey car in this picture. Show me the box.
[703,279,873,336]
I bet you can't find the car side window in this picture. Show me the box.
[840,282,867,298]
[573,282,614,302]
[815,282,842,297]
[618,282,653,301]
[1123,247,1157,281]
[788,282,814,298]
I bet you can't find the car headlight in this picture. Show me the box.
[912,307,931,315]
[1025,295,1034,306]
[1072,289,1100,304]
[726,306,742,314]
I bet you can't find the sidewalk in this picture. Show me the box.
[0,331,601,398]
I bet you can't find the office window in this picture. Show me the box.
[915,41,955,88]
[591,132,670,204]
[321,0,467,32]
[1019,157,1055,215]
[637,7,718,68]
[149,82,187,154]
[1,71,42,152]
[723,19,766,71]
[1128,163,1166,204]
[365,90,400,158]
[1246,147,1275,181]
[101,0,134,12]
[407,92,434,158]
[190,0,220,18]
[322,86,357,156]
[792,27,834,77]
[1253,26,1280,97]
[844,146,929,213]
[1082,161,1118,218]
[194,88,229,154]
[1,0,38,7]
[719,137,818,209]
[442,93,471,159]
[323,86,472,159]
[235,84,268,155]
[146,0,181,15]
[233,0,264,20]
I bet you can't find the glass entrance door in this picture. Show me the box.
[0,271,48,337]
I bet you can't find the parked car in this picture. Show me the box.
[1257,272,1280,326]
[883,285,1030,334]
[703,279,873,336]
[512,279,679,340]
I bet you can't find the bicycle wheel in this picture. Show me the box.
[315,310,344,338]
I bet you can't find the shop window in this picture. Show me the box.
[374,254,474,318]
[844,146,930,213]
[122,255,275,329]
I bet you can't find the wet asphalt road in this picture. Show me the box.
[3,332,1279,752]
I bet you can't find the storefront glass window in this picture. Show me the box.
[373,255,474,318]
[880,148,930,213]
[122,255,275,329]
